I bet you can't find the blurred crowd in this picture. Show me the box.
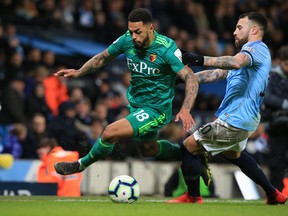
[1,0,288,53]
[0,0,287,173]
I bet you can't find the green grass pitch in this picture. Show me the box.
[0,196,286,216]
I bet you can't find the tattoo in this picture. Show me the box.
[204,53,250,69]
[178,67,199,110]
[239,54,250,66]
[196,69,228,83]
[78,49,115,76]
[205,56,235,69]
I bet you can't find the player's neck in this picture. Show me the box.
[144,30,155,48]
[249,34,262,43]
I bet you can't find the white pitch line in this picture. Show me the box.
[0,198,258,203]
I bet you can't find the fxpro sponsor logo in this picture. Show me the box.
[127,58,160,75]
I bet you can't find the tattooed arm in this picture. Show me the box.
[175,66,199,131]
[54,49,116,78]
[204,52,251,69]
[178,66,199,110]
[196,69,228,84]
[78,49,115,76]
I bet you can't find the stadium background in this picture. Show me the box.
[0,0,286,198]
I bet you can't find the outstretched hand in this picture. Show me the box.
[181,51,204,66]
[175,108,196,132]
[54,69,80,78]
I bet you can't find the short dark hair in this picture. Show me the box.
[128,8,153,24]
[239,12,267,32]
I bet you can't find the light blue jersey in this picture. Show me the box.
[216,41,271,131]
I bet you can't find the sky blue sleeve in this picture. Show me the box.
[240,41,268,67]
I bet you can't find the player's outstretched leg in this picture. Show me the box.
[54,138,114,175]
[225,151,287,205]
[54,160,85,175]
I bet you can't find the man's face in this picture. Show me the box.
[32,115,46,134]
[233,17,250,49]
[128,21,151,49]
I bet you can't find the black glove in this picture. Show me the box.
[182,52,204,66]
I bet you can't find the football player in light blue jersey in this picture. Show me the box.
[215,40,271,132]
[53,8,199,180]
[168,12,287,204]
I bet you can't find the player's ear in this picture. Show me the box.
[149,23,154,32]
[251,25,258,35]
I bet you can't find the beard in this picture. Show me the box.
[235,37,248,49]
[133,36,149,49]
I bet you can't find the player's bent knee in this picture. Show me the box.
[101,126,117,144]
[183,136,198,154]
